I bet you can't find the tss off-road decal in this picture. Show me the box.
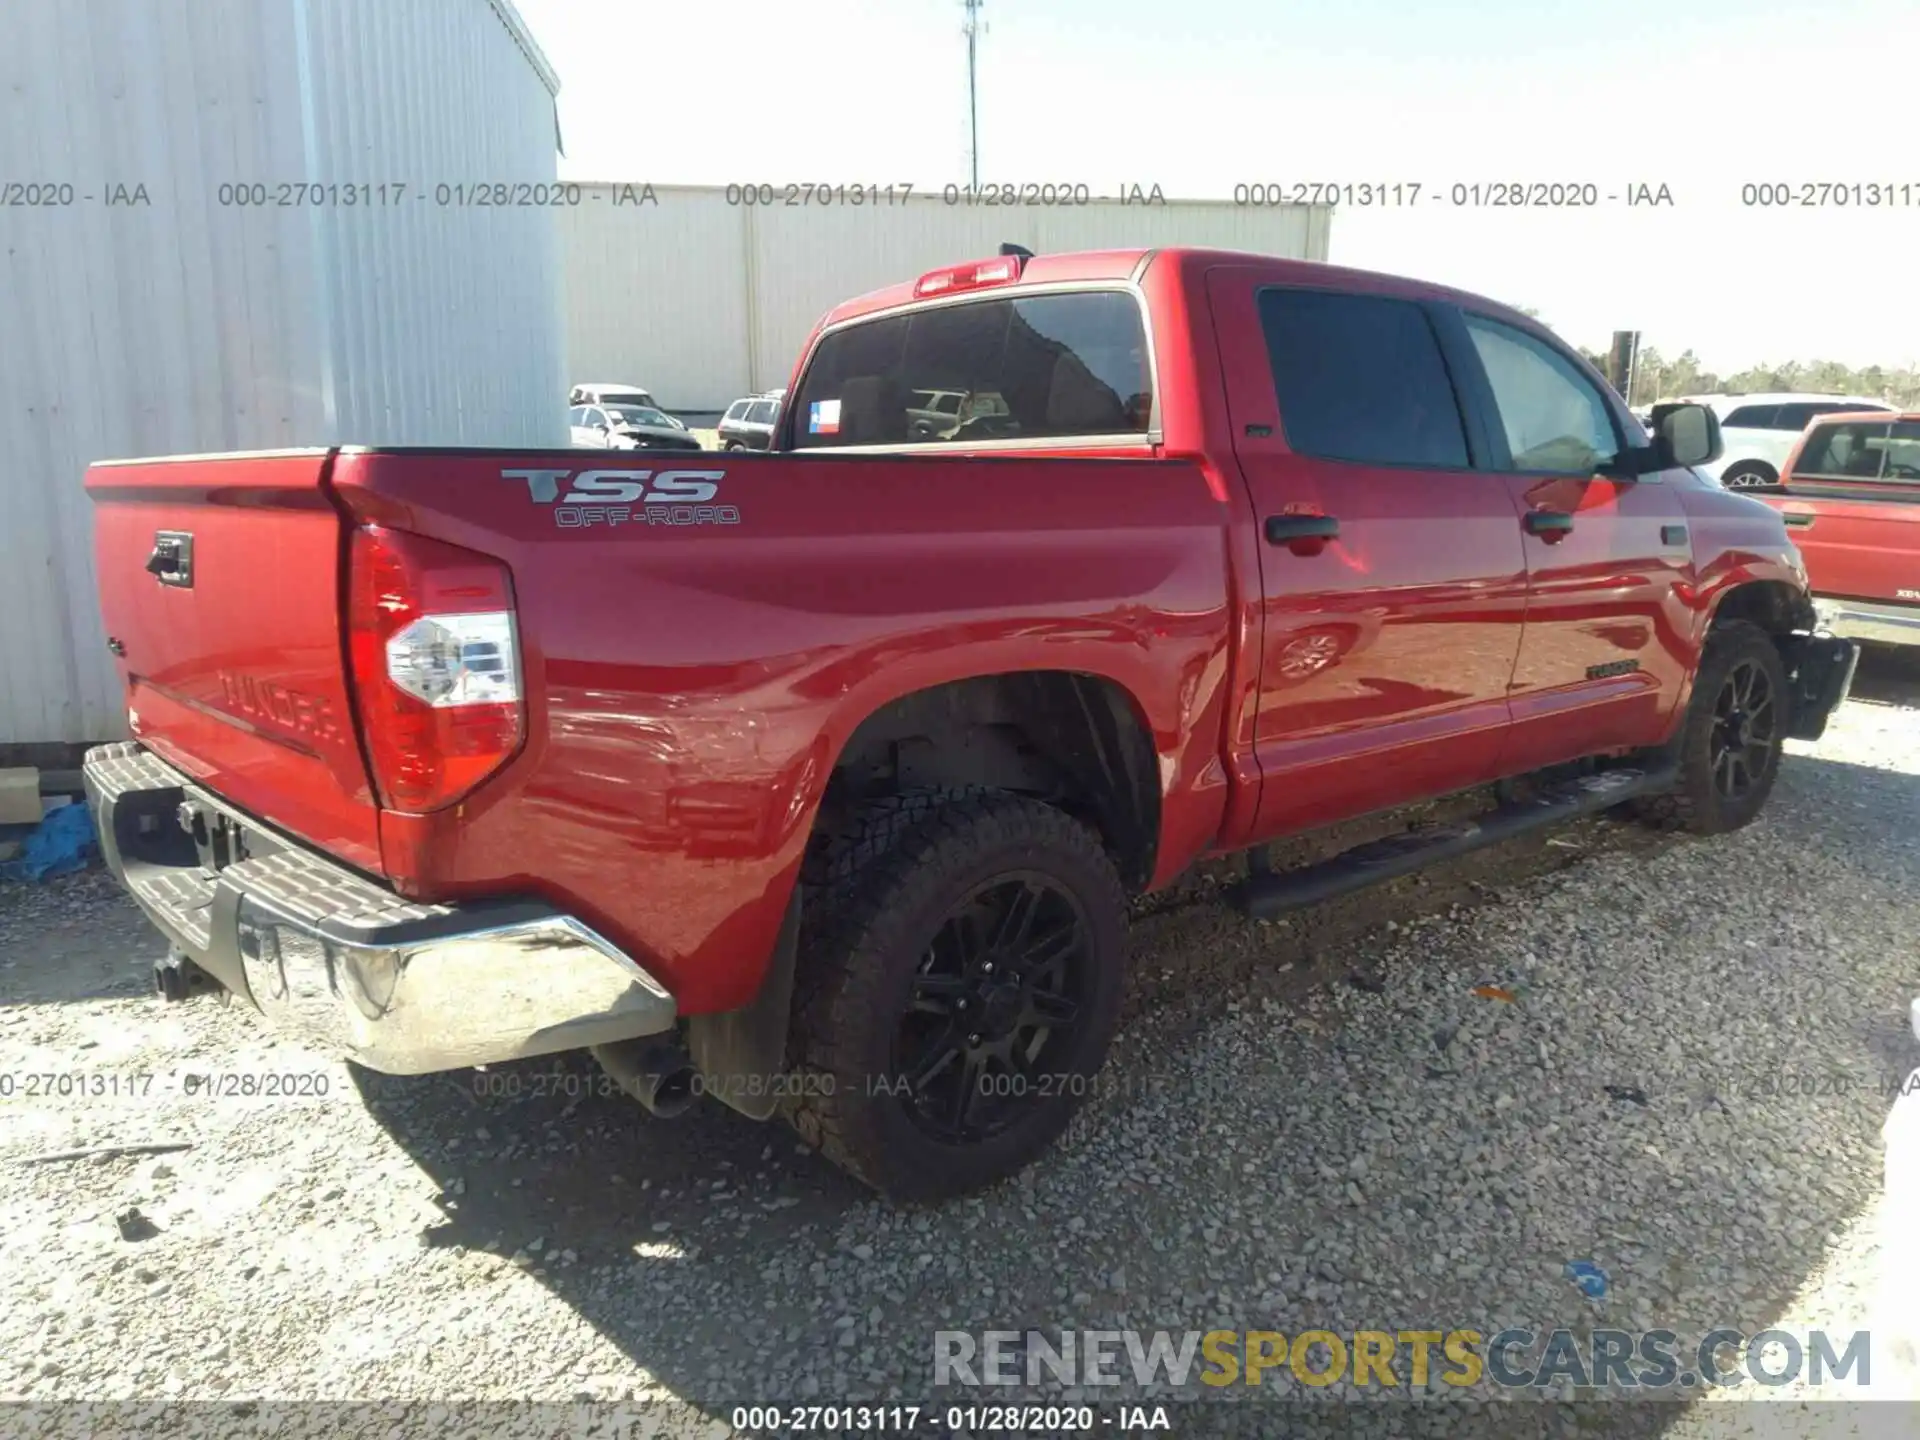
[502,468,741,529]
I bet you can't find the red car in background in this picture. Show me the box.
[1768,411,1920,647]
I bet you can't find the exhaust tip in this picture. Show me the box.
[647,1066,699,1120]
[590,1039,700,1119]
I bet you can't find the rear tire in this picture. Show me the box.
[1720,460,1778,490]
[783,790,1127,1202]
[1636,620,1788,834]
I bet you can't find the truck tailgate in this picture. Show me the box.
[85,450,381,871]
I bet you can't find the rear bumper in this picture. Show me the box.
[83,743,676,1074]
[1815,597,1920,648]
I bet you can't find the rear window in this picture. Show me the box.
[1258,288,1470,468]
[1793,419,1920,483]
[790,290,1152,448]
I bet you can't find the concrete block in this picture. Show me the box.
[0,768,42,825]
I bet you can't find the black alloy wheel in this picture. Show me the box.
[1709,657,1778,801]
[891,873,1091,1143]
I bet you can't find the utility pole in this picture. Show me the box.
[963,0,984,187]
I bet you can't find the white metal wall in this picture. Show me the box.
[0,0,564,745]
[560,186,1333,412]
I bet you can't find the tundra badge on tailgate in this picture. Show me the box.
[501,468,740,530]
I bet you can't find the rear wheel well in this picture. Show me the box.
[1711,580,1813,638]
[815,674,1161,894]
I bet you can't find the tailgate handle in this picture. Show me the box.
[146,531,195,588]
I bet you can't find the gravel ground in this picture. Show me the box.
[3,649,1919,1438]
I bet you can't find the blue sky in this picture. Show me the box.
[511,0,1920,373]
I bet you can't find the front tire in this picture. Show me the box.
[1637,620,1788,834]
[783,791,1128,1202]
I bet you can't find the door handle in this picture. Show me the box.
[1265,514,1340,546]
[1781,511,1815,529]
[1523,510,1574,540]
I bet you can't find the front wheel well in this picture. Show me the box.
[1711,579,1814,637]
[815,673,1161,894]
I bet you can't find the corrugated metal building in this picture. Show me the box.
[0,0,565,747]
[561,186,1333,412]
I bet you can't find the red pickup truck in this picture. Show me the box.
[1766,410,1920,647]
[83,247,1857,1201]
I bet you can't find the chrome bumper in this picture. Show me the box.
[1816,597,1920,648]
[83,744,676,1074]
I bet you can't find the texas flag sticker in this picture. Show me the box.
[809,398,842,435]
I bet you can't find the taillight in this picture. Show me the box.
[347,525,524,813]
[912,254,1024,298]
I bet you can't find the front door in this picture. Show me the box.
[1206,270,1531,845]
[1444,309,1697,771]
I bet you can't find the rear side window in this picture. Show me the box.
[1258,289,1469,468]
[791,289,1152,448]
[724,401,749,422]
[1772,403,1835,431]
[1722,405,1778,429]
[1792,420,1897,480]
[746,400,777,424]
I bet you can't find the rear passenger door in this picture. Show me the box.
[1443,309,1696,771]
[1206,270,1531,844]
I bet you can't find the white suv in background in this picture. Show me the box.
[1678,392,1894,489]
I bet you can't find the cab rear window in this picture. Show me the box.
[790,290,1152,448]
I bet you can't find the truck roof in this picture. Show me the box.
[816,246,1542,332]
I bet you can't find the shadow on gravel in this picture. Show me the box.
[1848,642,1920,709]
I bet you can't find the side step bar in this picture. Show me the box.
[1230,765,1676,920]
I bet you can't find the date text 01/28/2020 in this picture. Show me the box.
[1231,181,1676,207]
[722,182,1169,207]
[728,1405,1172,1433]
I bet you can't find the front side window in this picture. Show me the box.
[1887,421,1920,480]
[1792,421,1893,480]
[1464,315,1618,474]
[791,289,1152,448]
[1258,288,1470,467]
[568,406,590,426]
[1722,405,1778,430]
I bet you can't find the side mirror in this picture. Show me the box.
[1650,403,1722,470]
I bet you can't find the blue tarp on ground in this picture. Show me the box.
[0,802,98,882]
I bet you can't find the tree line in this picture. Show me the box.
[1511,311,1920,409]
[1582,344,1920,410]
